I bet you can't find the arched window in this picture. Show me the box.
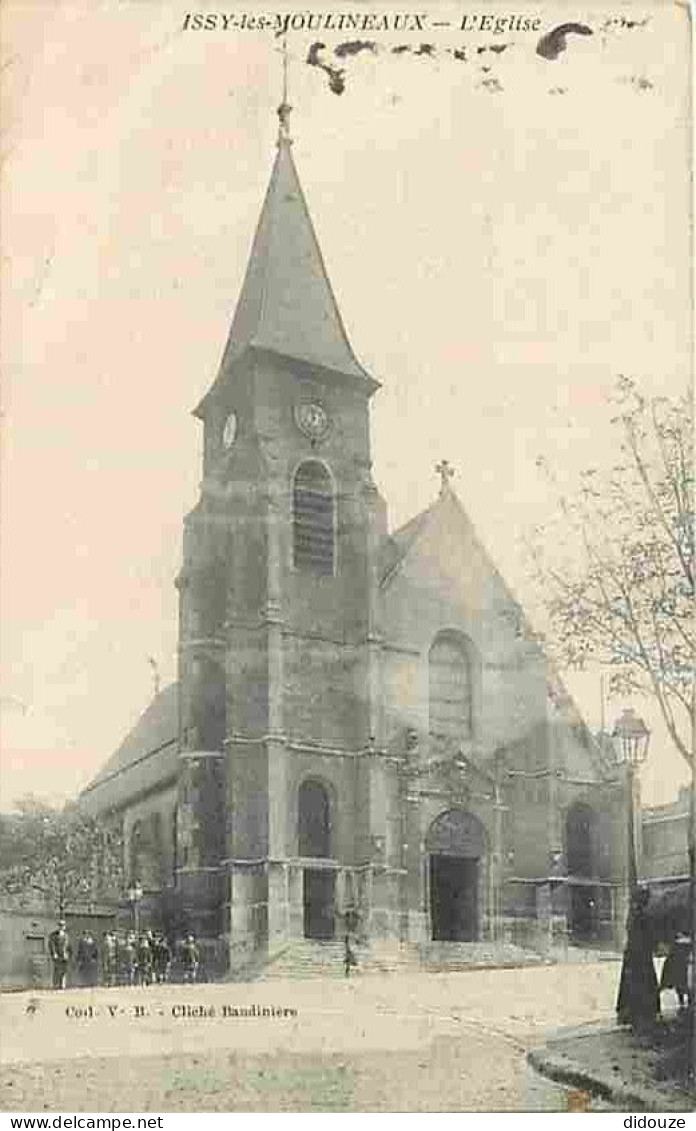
[293,461,335,575]
[429,632,473,739]
[298,779,332,858]
[130,814,163,889]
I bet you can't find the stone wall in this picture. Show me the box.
[0,904,116,989]
[642,788,690,880]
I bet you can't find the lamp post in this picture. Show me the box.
[127,881,143,935]
[611,709,654,1030]
[612,708,650,908]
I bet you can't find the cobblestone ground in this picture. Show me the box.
[0,962,620,1112]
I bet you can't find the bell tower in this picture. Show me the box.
[176,96,389,965]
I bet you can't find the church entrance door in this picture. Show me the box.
[303,869,335,939]
[430,855,479,941]
[425,810,488,943]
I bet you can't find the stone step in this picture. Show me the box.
[254,938,618,981]
[259,939,538,980]
[261,940,353,981]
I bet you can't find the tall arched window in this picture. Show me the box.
[293,461,335,575]
[298,779,332,858]
[130,814,163,889]
[429,632,473,739]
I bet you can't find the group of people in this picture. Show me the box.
[616,888,693,1027]
[99,929,176,987]
[47,920,201,989]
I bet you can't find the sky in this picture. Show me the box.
[0,0,692,810]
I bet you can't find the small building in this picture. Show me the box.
[642,787,691,884]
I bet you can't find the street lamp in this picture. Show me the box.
[612,709,656,1029]
[127,881,143,935]
[612,708,651,893]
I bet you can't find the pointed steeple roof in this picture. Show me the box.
[207,127,373,400]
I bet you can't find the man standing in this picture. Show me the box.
[343,934,358,979]
[102,930,117,987]
[76,931,99,988]
[121,932,138,986]
[181,933,199,984]
[47,920,71,990]
[152,933,171,984]
[137,932,154,986]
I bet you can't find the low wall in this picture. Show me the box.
[0,906,116,990]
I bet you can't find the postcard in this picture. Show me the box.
[0,0,692,1114]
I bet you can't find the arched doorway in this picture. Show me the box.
[566,803,599,942]
[298,779,335,940]
[426,810,487,941]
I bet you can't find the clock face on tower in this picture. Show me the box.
[222,411,238,450]
[294,401,330,442]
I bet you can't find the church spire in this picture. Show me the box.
[201,69,376,403]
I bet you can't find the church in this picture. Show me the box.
[81,100,629,974]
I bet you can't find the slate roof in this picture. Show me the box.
[379,487,469,587]
[198,137,373,415]
[80,683,179,814]
[380,505,435,580]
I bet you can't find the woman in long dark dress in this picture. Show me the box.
[616,887,660,1027]
[659,934,692,1010]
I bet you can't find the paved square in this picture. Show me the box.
[0,962,620,1111]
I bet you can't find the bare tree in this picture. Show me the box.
[529,377,695,1059]
[0,797,124,916]
[528,376,694,764]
